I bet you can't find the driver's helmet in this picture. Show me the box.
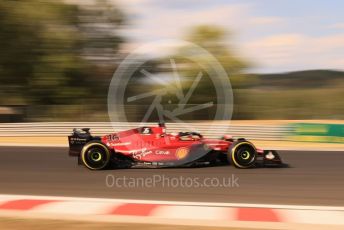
[158,122,166,133]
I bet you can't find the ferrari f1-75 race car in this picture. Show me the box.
[68,123,284,170]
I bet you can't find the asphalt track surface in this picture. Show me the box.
[0,147,343,206]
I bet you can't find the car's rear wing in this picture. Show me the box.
[68,128,94,157]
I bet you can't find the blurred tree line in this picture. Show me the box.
[0,0,123,120]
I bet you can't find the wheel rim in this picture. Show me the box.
[241,150,250,160]
[232,144,256,167]
[82,145,110,170]
[91,151,102,162]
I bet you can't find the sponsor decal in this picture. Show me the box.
[175,147,189,160]
[136,162,153,166]
[155,150,170,155]
[141,127,152,134]
[69,137,87,144]
[112,142,131,146]
[107,134,119,141]
[131,148,152,160]
[289,123,344,143]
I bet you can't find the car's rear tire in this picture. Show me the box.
[228,141,257,168]
[81,141,111,170]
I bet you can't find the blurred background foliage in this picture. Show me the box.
[0,0,124,121]
[0,0,343,122]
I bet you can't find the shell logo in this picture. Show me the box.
[175,147,189,160]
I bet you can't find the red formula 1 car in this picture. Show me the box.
[68,123,284,170]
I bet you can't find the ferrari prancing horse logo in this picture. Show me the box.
[176,147,189,160]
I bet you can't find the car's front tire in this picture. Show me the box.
[81,141,111,170]
[228,141,257,168]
